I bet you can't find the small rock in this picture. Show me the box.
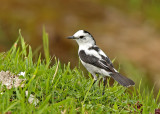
[0,70,25,89]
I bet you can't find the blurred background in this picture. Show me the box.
[0,0,160,94]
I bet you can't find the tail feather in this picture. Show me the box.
[110,73,135,87]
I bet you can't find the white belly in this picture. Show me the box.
[80,60,111,77]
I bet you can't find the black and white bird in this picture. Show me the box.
[67,30,135,94]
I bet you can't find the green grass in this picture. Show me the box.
[0,30,160,114]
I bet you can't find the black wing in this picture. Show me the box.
[79,50,115,73]
[100,54,114,68]
[88,46,114,67]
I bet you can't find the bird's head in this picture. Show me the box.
[67,30,96,46]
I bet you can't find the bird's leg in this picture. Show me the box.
[102,77,107,95]
[92,74,97,85]
[93,80,97,85]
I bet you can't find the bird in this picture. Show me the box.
[67,30,135,95]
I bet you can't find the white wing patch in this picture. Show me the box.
[98,49,108,58]
[79,45,102,59]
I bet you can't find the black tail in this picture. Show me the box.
[110,73,135,87]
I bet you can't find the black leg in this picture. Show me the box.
[93,79,97,85]
[102,77,107,95]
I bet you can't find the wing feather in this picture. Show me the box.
[79,50,115,72]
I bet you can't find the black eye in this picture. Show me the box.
[79,36,84,39]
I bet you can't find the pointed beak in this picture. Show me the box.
[67,36,76,39]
